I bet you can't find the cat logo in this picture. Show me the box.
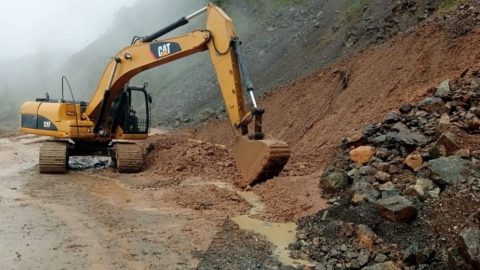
[150,42,182,59]
[43,121,51,128]
[158,43,171,57]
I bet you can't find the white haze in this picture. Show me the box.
[0,0,137,60]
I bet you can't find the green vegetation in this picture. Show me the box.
[437,0,468,14]
[347,0,369,18]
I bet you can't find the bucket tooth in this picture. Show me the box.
[234,135,290,188]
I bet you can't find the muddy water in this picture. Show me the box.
[233,191,311,267]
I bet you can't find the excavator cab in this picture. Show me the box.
[108,83,152,135]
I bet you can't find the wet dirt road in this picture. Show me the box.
[0,134,326,269]
[0,135,235,270]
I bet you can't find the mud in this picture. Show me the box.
[0,135,250,269]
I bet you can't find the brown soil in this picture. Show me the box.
[143,133,239,184]
[191,24,480,222]
[422,181,480,249]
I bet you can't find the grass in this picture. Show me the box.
[437,0,468,14]
[346,0,369,19]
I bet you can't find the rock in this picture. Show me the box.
[352,181,380,203]
[358,166,377,176]
[435,79,451,99]
[383,112,401,124]
[386,131,429,148]
[403,243,420,266]
[417,97,445,112]
[399,103,413,114]
[382,189,400,198]
[468,117,480,131]
[391,122,409,132]
[289,241,302,251]
[343,131,368,148]
[195,108,217,123]
[430,133,460,158]
[362,261,400,270]
[404,152,423,170]
[320,171,348,193]
[363,124,380,136]
[404,178,436,201]
[357,224,377,249]
[351,193,366,204]
[416,247,435,265]
[377,195,418,222]
[379,182,395,191]
[373,135,386,146]
[375,253,388,263]
[439,113,450,127]
[458,228,480,268]
[428,156,474,186]
[456,149,471,158]
[448,247,475,270]
[375,148,389,160]
[347,169,360,181]
[358,249,370,266]
[374,162,390,172]
[375,171,391,183]
[350,146,376,164]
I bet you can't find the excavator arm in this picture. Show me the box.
[27,3,290,187]
[87,4,252,135]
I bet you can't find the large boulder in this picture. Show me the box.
[320,171,348,193]
[376,195,418,222]
[428,156,477,186]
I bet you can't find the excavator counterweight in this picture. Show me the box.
[19,3,290,187]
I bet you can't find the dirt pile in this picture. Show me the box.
[143,133,238,183]
[288,71,480,269]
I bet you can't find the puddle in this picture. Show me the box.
[232,192,311,267]
[69,157,111,170]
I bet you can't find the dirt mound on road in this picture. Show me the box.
[143,133,239,183]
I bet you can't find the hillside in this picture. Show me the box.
[0,0,450,128]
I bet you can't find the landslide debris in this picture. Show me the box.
[289,73,480,269]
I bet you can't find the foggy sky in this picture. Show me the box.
[0,0,137,60]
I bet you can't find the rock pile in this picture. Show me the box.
[291,74,480,269]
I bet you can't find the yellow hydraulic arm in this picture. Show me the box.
[87,3,290,187]
[87,4,251,137]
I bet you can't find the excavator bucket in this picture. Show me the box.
[234,135,291,188]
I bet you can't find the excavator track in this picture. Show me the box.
[114,143,144,173]
[39,141,69,174]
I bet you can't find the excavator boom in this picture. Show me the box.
[20,3,291,187]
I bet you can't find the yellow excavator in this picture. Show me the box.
[19,3,290,187]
